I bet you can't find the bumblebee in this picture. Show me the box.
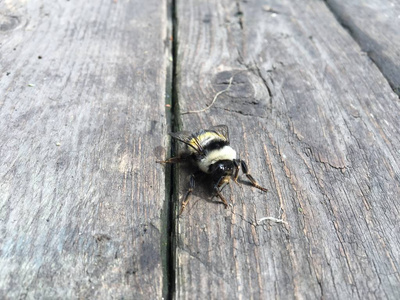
[158,125,268,214]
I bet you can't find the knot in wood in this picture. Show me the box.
[213,71,254,99]
[0,14,20,31]
[211,70,269,117]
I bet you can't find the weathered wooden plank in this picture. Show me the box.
[0,0,170,298]
[173,0,400,299]
[325,0,400,95]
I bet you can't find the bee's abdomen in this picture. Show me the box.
[187,132,228,153]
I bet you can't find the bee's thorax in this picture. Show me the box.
[197,146,236,173]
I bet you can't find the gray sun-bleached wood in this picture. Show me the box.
[325,0,400,95]
[2,0,400,299]
[0,0,170,298]
[174,0,400,299]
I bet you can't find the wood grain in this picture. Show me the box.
[325,0,400,95]
[0,0,170,298]
[174,0,400,299]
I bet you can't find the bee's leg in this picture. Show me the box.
[240,160,268,193]
[179,173,195,215]
[233,159,241,183]
[214,178,229,208]
[156,154,188,164]
[215,188,229,208]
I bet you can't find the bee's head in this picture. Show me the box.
[209,160,234,176]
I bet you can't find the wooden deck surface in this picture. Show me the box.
[1,0,400,299]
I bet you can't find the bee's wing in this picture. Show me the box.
[169,131,204,154]
[208,125,230,143]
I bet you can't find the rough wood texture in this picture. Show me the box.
[325,0,400,95]
[0,0,169,298]
[174,0,400,299]
[2,0,400,298]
